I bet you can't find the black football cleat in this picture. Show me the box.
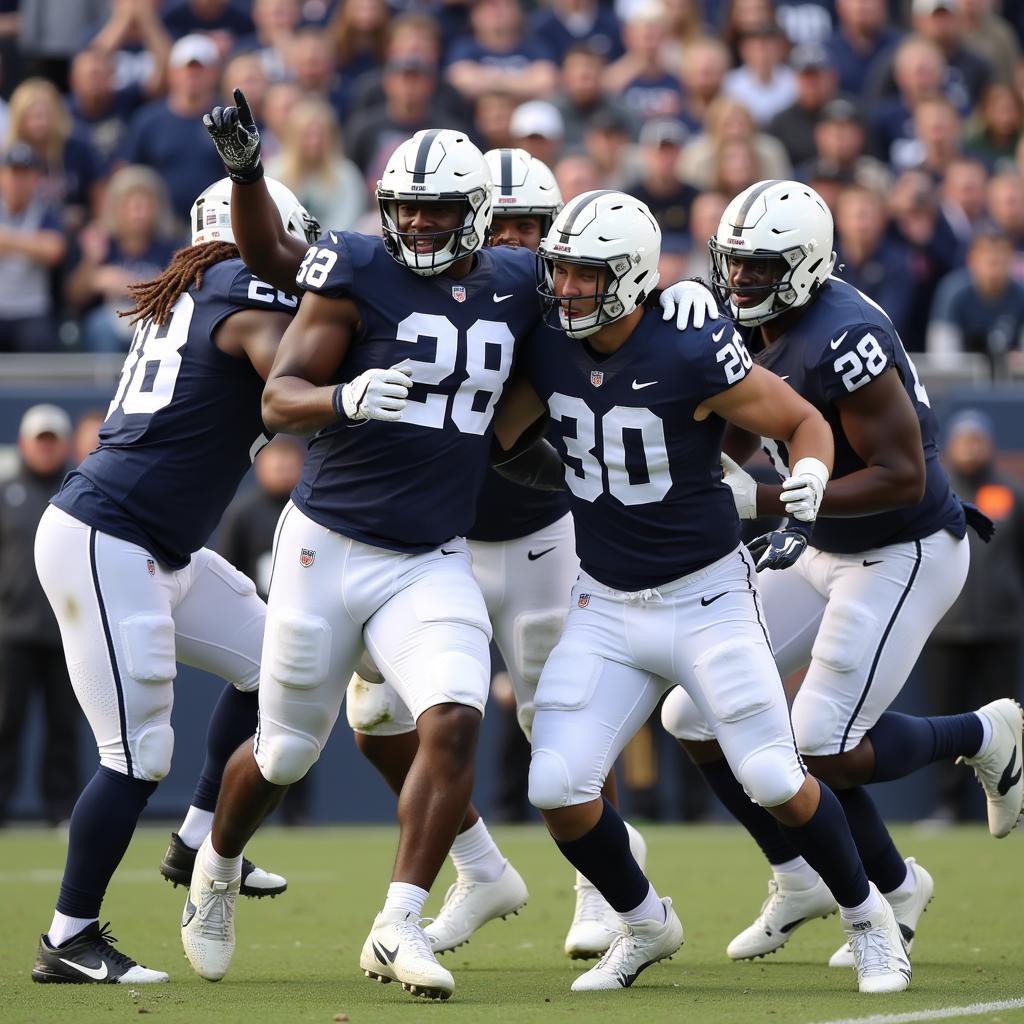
[159,832,287,898]
[31,922,169,984]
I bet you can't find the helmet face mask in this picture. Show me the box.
[377,129,492,277]
[190,176,320,248]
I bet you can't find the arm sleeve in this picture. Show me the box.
[815,322,897,403]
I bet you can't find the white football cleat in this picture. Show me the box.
[726,874,838,960]
[842,886,912,994]
[564,822,647,960]
[180,837,240,982]
[423,862,528,953]
[959,699,1024,838]
[360,909,454,1000]
[570,898,683,991]
[829,858,934,968]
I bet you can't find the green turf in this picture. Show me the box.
[1,824,1022,1024]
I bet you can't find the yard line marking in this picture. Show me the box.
[810,998,1024,1024]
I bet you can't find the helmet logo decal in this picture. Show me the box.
[500,148,514,195]
[731,179,784,233]
[559,189,617,243]
[412,128,442,183]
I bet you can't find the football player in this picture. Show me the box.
[29,178,320,984]
[490,189,914,994]
[659,180,1021,968]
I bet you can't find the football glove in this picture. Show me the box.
[780,457,829,522]
[721,453,758,519]
[659,277,721,330]
[336,367,413,423]
[747,527,809,572]
[203,88,263,185]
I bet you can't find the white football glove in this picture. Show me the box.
[659,279,720,330]
[341,367,413,422]
[721,453,758,519]
[781,457,830,522]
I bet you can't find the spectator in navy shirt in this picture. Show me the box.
[447,0,558,103]
[677,37,730,134]
[965,82,1022,171]
[625,117,697,246]
[527,0,623,65]
[834,183,915,339]
[283,28,349,120]
[723,21,798,127]
[797,97,891,194]
[911,94,964,180]
[89,0,172,95]
[327,0,391,116]
[939,155,989,256]
[118,33,226,223]
[985,173,1024,280]
[825,0,902,96]
[162,0,255,44]
[235,0,301,85]
[909,0,991,110]
[553,44,630,148]
[769,42,841,166]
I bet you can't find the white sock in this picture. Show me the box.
[177,806,215,850]
[772,856,819,889]
[201,838,242,882]
[974,712,993,756]
[383,882,429,919]
[449,818,507,883]
[48,912,97,948]
[884,863,916,900]
[839,883,884,922]
[619,883,666,926]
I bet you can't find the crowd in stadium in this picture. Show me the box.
[1,0,1024,365]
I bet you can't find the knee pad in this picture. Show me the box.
[119,614,176,683]
[735,742,805,808]
[512,610,567,685]
[791,688,843,756]
[811,602,875,674]
[345,673,415,736]
[266,610,331,689]
[255,730,320,785]
[134,723,174,781]
[693,639,778,724]
[528,747,574,810]
[660,686,714,742]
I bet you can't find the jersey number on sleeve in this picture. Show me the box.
[296,246,338,289]
[107,294,195,419]
[716,332,754,384]
[548,393,672,506]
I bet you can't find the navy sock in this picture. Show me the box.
[554,800,649,913]
[778,782,869,908]
[835,786,907,893]
[700,758,800,865]
[56,767,157,918]
[868,711,984,784]
[190,686,258,811]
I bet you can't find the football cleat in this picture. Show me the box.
[424,862,528,953]
[160,831,287,897]
[726,874,838,960]
[360,908,454,1000]
[180,836,240,982]
[958,699,1024,838]
[829,858,933,968]
[570,898,683,991]
[841,886,912,994]
[32,922,169,984]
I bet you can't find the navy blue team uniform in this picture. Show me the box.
[53,258,298,567]
[291,232,539,548]
[521,311,745,590]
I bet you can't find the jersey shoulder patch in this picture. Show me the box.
[817,322,896,402]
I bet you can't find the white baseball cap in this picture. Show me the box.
[169,34,220,68]
[509,101,564,141]
[19,404,72,440]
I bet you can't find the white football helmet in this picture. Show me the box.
[537,189,661,339]
[709,179,836,326]
[190,176,320,247]
[377,128,492,276]
[484,148,562,235]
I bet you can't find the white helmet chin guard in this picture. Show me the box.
[537,190,661,339]
[709,179,836,326]
[377,129,492,276]
[484,147,562,236]
[190,176,321,247]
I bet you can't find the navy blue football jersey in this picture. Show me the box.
[468,468,569,542]
[291,232,540,552]
[53,258,299,568]
[521,311,751,591]
[752,277,965,552]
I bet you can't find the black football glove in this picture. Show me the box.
[747,527,809,572]
[962,500,995,542]
[203,87,263,185]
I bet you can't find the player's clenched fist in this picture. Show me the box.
[781,457,829,522]
[336,367,413,422]
[203,87,263,185]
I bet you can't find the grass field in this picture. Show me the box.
[2,824,1022,1024]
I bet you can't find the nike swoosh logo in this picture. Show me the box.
[862,559,883,567]
[997,746,1022,796]
[700,592,727,606]
[712,327,726,342]
[58,958,108,981]
[779,917,806,934]
[329,232,338,244]
[779,375,790,381]
[527,547,555,561]
[493,292,513,303]
[631,380,657,390]
[373,940,399,965]
[830,331,849,350]
[441,549,459,556]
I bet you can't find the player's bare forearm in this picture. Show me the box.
[492,373,547,451]
[261,375,338,435]
[230,179,307,293]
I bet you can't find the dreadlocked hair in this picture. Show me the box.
[119,242,240,326]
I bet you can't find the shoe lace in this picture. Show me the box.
[393,916,437,960]
[574,882,614,925]
[755,880,783,926]
[592,928,637,975]
[197,885,235,942]
[92,923,138,971]
[848,923,896,977]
